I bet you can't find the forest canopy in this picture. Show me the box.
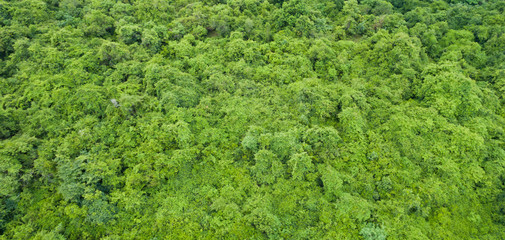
[1,0,505,239]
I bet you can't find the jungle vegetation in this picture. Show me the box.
[1,0,505,239]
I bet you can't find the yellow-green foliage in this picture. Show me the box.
[1,0,505,239]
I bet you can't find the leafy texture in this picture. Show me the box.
[0,0,504,239]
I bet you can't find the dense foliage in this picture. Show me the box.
[1,0,505,239]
